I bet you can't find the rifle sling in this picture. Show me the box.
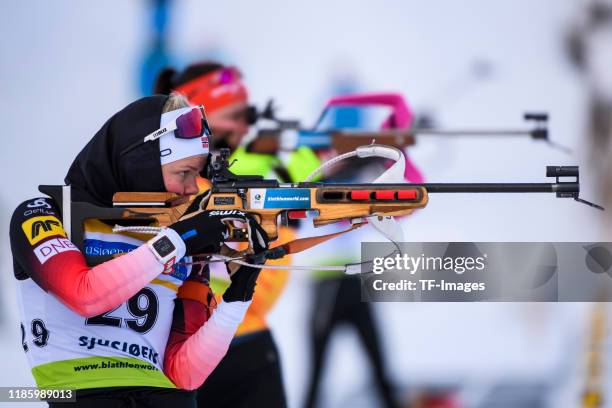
[276,223,364,256]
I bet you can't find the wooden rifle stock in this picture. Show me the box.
[112,185,428,241]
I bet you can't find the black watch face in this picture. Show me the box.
[153,236,176,257]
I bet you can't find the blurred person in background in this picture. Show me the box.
[303,90,400,408]
[155,63,250,152]
[566,0,612,236]
[154,62,292,408]
[9,94,270,407]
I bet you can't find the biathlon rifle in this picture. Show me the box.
[247,93,568,155]
[39,145,603,270]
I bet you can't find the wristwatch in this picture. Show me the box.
[148,232,178,270]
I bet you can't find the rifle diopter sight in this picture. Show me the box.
[207,148,265,184]
[208,148,232,177]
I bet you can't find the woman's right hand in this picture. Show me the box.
[169,209,244,256]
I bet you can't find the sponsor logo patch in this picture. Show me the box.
[21,216,66,245]
[83,239,137,256]
[78,335,159,365]
[27,198,51,209]
[161,256,176,275]
[33,237,79,264]
[23,208,55,217]
[209,210,245,216]
[249,188,310,209]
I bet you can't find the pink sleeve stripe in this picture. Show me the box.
[164,300,250,390]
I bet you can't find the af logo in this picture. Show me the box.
[27,198,51,209]
[21,216,66,245]
[32,219,60,237]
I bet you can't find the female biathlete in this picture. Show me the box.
[9,94,269,407]
[154,62,317,408]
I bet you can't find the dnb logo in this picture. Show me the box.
[34,237,79,264]
[21,216,66,245]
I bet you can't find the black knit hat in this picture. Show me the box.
[65,95,169,206]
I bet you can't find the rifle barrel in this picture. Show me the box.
[421,182,575,194]
[305,182,579,195]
